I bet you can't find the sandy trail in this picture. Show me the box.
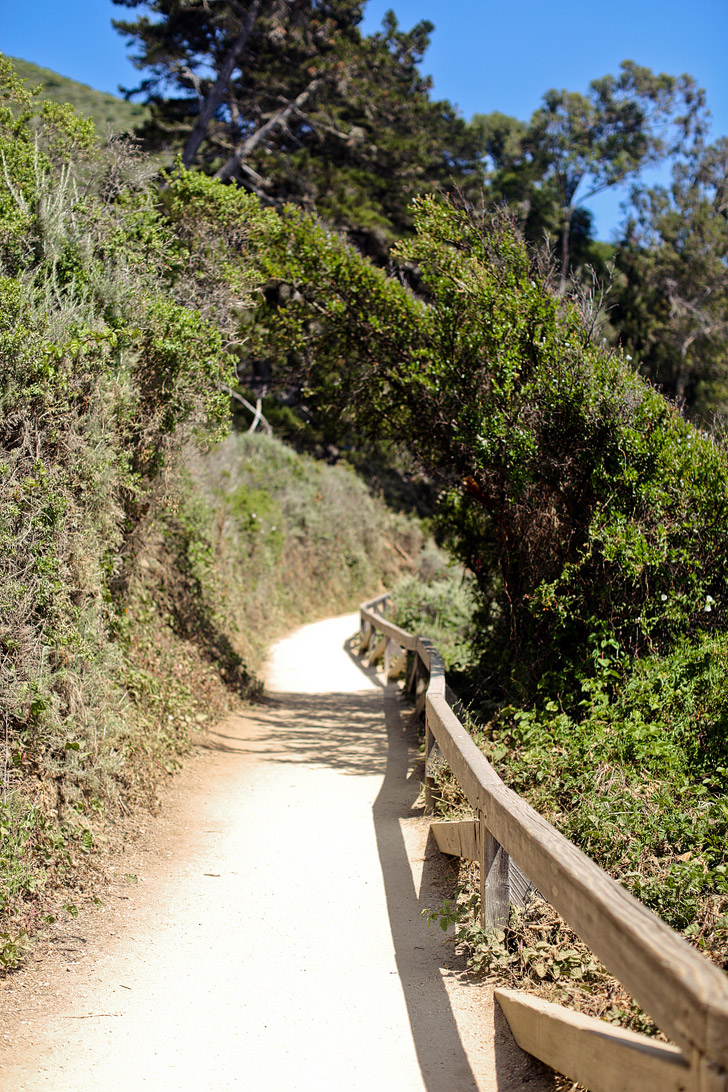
[0,614,555,1091]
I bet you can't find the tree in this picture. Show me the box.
[614,138,728,421]
[260,196,728,698]
[472,62,707,291]
[113,1,483,257]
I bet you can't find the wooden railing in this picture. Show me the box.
[359,591,728,1092]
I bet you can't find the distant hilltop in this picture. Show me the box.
[7,56,148,134]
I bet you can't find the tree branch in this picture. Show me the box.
[182,0,263,169]
[214,76,324,182]
[220,384,272,435]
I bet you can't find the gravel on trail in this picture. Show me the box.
[0,614,556,1092]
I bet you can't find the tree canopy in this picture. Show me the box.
[472,61,707,291]
[113,0,483,257]
[614,138,728,421]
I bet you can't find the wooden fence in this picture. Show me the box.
[359,591,728,1092]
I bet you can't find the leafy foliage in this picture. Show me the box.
[263,195,728,699]
[112,1,483,258]
[472,61,707,288]
[614,139,728,421]
[263,192,728,957]
[0,60,262,944]
[0,58,432,956]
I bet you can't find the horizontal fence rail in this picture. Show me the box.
[359,592,728,1092]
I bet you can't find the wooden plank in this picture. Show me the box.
[509,859,538,910]
[384,638,392,679]
[424,708,435,814]
[695,1054,728,1092]
[368,636,386,667]
[482,822,510,929]
[360,589,728,1074]
[416,635,436,676]
[414,686,427,718]
[431,819,479,860]
[406,653,419,694]
[359,620,372,654]
[430,824,537,908]
[384,639,405,680]
[495,989,694,1092]
[426,690,728,1067]
[386,649,406,680]
[359,605,416,651]
[361,591,390,613]
[426,693,503,801]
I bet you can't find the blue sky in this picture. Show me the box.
[3,0,726,237]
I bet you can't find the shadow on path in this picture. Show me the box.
[348,639,558,1092]
[198,689,389,775]
[197,623,554,1091]
[373,680,483,1091]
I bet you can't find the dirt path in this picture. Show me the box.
[0,614,556,1091]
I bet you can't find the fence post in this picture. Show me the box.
[480,813,510,929]
[360,618,372,654]
[424,702,436,814]
[407,651,418,694]
[695,1053,728,1092]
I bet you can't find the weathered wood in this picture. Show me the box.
[495,989,694,1092]
[482,820,510,929]
[424,733,433,812]
[424,707,436,814]
[359,590,728,1081]
[415,635,435,676]
[431,819,479,860]
[426,690,728,1068]
[359,596,417,651]
[509,858,538,910]
[362,590,390,613]
[368,636,386,668]
[384,638,405,680]
[359,619,372,654]
[429,823,536,909]
[414,662,428,716]
[386,648,406,680]
[406,653,419,694]
[426,693,503,801]
[384,638,392,679]
[694,1053,728,1092]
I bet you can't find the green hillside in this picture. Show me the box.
[7,56,147,134]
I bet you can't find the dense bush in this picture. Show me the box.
[0,61,429,955]
[262,196,728,702]
[165,431,426,669]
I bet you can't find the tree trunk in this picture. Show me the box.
[181,0,263,169]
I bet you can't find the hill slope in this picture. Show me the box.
[7,56,147,133]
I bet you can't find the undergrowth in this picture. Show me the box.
[425,881,662,1039]
[417,635,728,1031]
[0,61,425,968]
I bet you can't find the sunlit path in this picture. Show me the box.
[0,614,551,1092]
